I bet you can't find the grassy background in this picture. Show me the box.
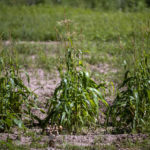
[0,4,149,41]
[0,0,149,10]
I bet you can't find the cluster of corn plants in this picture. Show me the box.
[106,52,150,133]
[0,47,36,131]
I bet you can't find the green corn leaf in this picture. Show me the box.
[14,119,23,128]
[61,112,66,124]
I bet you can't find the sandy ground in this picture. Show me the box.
[3,40,60,46]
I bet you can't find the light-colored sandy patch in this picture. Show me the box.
[89,63,118,74]
[3,40,60,46]
[23,69,60,99]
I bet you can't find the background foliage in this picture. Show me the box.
[0,0,149,10]
[0,4,149,42]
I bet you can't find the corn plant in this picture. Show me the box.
[43,16,108,130]
[106,52,150,133]
[31,18,108,132]
[46,46,107,132]
[0,48,36,131]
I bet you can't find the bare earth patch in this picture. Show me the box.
[89,63,118,74]
[3,40,60,46]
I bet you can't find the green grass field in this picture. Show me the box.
[0,4,149,41]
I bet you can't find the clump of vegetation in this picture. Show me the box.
[107,52,150,133]
[47,48,107,132]
[0,47,36,131]
[37,19,108,132]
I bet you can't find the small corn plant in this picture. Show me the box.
[45,17,108,131]
[0,48,36,131]
[32,18,108,132]
[47,46,108,132]
[106,52,150,133]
